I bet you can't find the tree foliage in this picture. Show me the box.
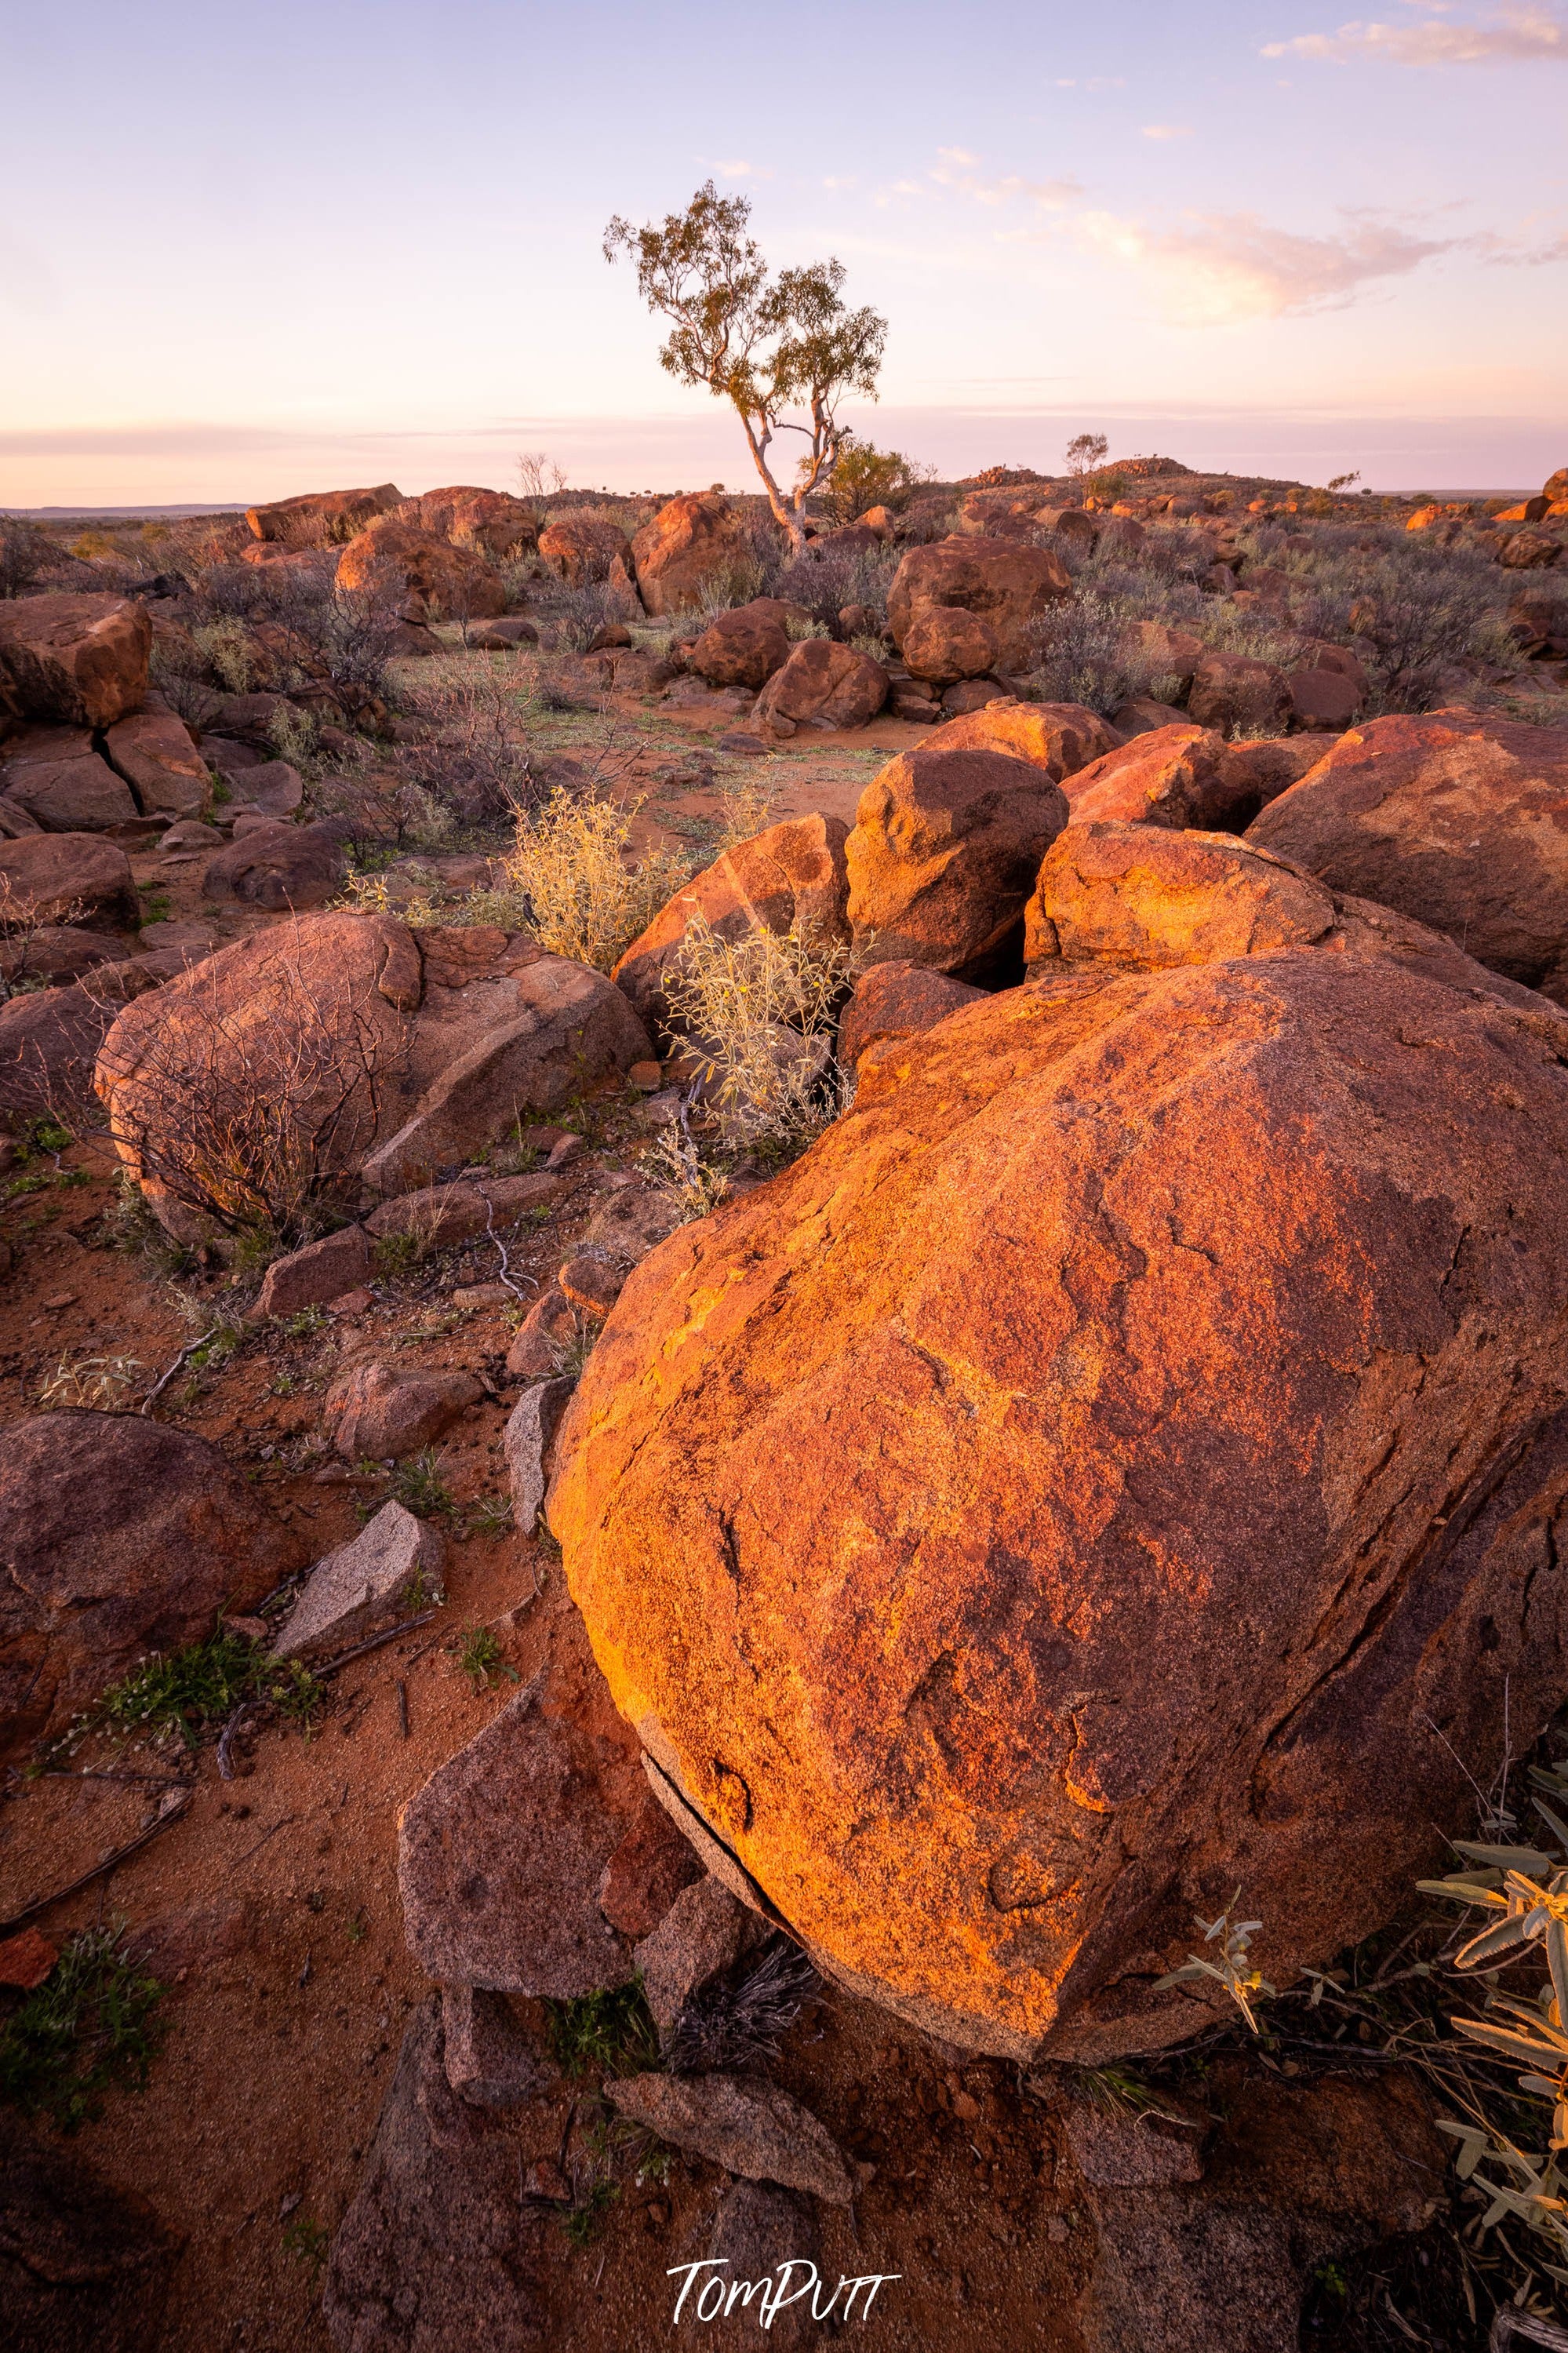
[605,182,886,551]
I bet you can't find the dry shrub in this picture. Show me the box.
[98,933,396,1243]
[488,790,690,971]
[661,909,856,1152]
[395,654,536,822]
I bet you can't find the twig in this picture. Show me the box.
[0,1789,191,1933]
[395,1681,409,1739]
[141,1324,220,1413]
[480,1189,537,1303]
[40,1768,188,1787]
[1493,2312,1568,2351]
[216,1703,253,1782]
[311,1611,436,1680]
[234,1812,295,1866]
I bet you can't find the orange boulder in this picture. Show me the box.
[631,494,757,617]
[845,746,1068,977]
[246,483,402,548]
[1246,712,1568,998]
[613,814,849,1030]
[335,519,505,620]
[549,945,1568,2063]
[886,537,1071,676]
[924,698,1122,782]
[538,511,633,587]
[0,594,151,728]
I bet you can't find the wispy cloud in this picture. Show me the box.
[1141,123,1194,138]
[1071,208,1457,321]
[1263,5,1567,64]
[927,150,1085,209]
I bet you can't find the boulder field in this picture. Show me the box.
[548,855,1568,2063]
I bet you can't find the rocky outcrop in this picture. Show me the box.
[96,914,635,1231]
[1023,823,1336,974]
[837,960,985,1067]
[923,698,1122,781]
[0,832,138,930]
[687,605,790,690]
[246,483,402,548]
[397,1622,672,1996]
[323,2001,551,2350]
[0,595,151,728]
[1067,723,1275,834]
[326,1361,483,1461]
[844,746,1068,976]
[753,639,887,735]
[631,495,755,617]
[548,933,1568,2063]
[104,712,210,818]
[537,512,631,587]
[201,821,347,911]
[334,520,506,621]
[1246,712,1568,1000]
[0,749,135,832]
[886,537,1071,675]
[383,486,539,558]
[612,814,849,1031]
[0,1411,292,1761]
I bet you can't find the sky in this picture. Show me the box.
[2,0,1564,506]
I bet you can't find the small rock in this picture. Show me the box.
[440,1983,542,2109]
[628,1060,663,1091]
[522,2158,572,2202]
[224,1615,270,1645]
[0,2106,180,2352]
[253,1225,373,1320]
[324,2001,550,2349]
[635,1875,755,2039]
[503,1375,576,1536]
[397,1663,644,1996]
[326,1360,482,1459]
[558,1254,625,1317]
[597,1808,704,1941]
[606,2073,853,2204]
[544,1131,584,1169]
[274,1502,443,1658]
[704,2182,824,2352]
[0,1927,59,1990]
[449,1281,511,1310]
[41,1292,77,1312]
[363,1171,566,1250]
[505,1283,577,1379]
[327,1287,376,1318]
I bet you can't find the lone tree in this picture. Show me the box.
[604,182,886,556]
[1064,431,1109,482]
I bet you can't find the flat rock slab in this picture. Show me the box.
[398,1634,659,1996]
[323,2000,550,2351]
[607,2071,853,2204]
[439,1983,544,2110]
[326,1361,482,1461]
[275,1502,442,1658]
[636,1875,756,2039]
[504,1376,575,1536]
[253,1225,373,1320]
[0,2107,180,2353]
[364,1171,566,1248]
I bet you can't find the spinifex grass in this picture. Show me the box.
[0,1927,166,2132]
[96,1628,320,1747]
[545,1982,659,2079]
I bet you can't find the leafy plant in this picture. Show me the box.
[96,1629,319,1745]
[282,2215,329,2267]
[0,1927,166,2131]
[1153,1892,1275,2032]
[36,1355,144,1410]
[605,181,887,555]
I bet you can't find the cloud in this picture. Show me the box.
[927,152,1084,209]
[1262,6,1567,64]
[702,158,772,179]
[1141,123,1194,138]
[1071,208,1457,321]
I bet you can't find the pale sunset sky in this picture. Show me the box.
[2,0,1564,506]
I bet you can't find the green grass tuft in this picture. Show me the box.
[96,1628,320,1746]
[544,1981,659,2080]
[0,1926,166,2132]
